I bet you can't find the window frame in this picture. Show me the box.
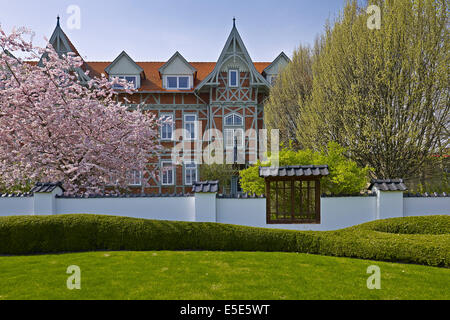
[225,113,243,127]
[184,114,198,141]
[128,170,143,187]
[160,113,174,141]
[228,69,239,87]
[166,76,191,90]
[184,162,198,186]
[161,161,175,186]
[110,75,138,89]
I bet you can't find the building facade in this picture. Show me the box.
[45,18,290,194]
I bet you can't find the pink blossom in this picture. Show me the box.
[0,25,162,195]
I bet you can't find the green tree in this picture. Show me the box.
[298,0,449,179]
[239,142,371,196]
[199,164,237,194]
[264,45,315,148]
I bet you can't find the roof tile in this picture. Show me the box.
[259,165,330,178]
[192,181,219,193]
[369,179,408,192]
[30,182,65,193]
[86,61,271,92]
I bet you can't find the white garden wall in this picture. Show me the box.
[0,191,448,231]
[55,197,195,221]
[404,197,450,217]
[216,197,377,231]
[0,197,33,216]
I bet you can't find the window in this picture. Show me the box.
[128,170,142,186]
[111,76,138,89]
[166,76,190,90]
[160,114,174,140]
[184,114,197,140]
[224,128,244,148]
[167,77,177,89]
[161,162,174,185]
[225,114,243,126]
[178,77,189,89]
[184,162,197,185]
[224,113,244,148]
[228,70,239,87]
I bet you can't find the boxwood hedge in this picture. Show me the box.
[0,214,448,267]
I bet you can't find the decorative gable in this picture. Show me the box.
[196,20,270,91]
[39,17,90,83]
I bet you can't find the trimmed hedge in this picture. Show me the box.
[356,216,450,235]
[0,214,448,267]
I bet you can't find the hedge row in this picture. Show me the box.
[356,216,450,235]
[0,214,448,267]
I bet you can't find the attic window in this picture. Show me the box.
[167,76,190,90]
[111,76,138,89]
[229,70,239,87]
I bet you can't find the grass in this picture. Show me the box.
[0,251,449,300]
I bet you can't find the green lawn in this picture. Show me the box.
[0,251,448,300]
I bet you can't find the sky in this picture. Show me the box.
[0,0,349,62]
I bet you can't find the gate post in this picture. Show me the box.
[369,180,407,220]
[192,181,219,223]
[31,182,64,215]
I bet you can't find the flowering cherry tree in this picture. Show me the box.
[0,26,161,194]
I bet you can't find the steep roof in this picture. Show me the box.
[32,18,274,93]
[196,20,270,91]
[38,17,90,83]
[86,61,270,92]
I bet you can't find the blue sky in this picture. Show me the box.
[0,0,349,62]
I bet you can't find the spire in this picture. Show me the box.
[233,17,236,28]
[56,15,60,27]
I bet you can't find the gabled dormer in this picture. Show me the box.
[158,52,197,90]
[263,52,290,85]
[105,51,144,89]
[196,19,270,92]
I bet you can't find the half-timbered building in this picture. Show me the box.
[44,18,290,194]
